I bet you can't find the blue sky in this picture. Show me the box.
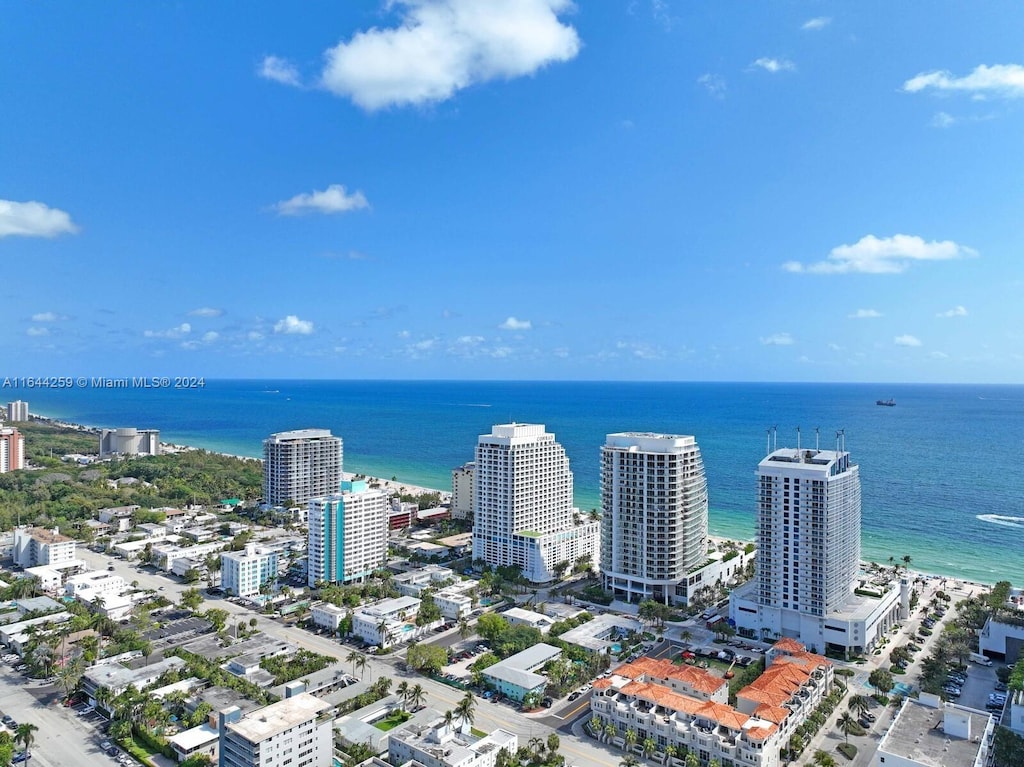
[2,1,1023,382]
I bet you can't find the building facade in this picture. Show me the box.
[0,427,25,473]
[222,544,280,598]
[389,718,517,767]
[730,437,900,656]
[12,526,76,568]
[600,432,709,605]
[217,692,334,767]
[6,401,28,422]
[263,428,343,507]
[99,427,161,458]
[352,595,425,648]
[451,461,475,520]
[471,423,599,583]
[307,480,388,587]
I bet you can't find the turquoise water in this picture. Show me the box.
[26,380,1024,585]
[611,643,622,654]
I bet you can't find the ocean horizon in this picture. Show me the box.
[22,379,1024,586]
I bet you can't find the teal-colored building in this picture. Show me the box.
[307,480,388,587]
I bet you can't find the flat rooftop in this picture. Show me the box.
[227,693,332,743]
[878,700,992,767]
[266,428,335,442]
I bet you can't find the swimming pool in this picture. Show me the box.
[611,643,622,654]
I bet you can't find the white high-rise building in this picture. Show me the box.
[6,401,29,422]
[263,428,343,507]
[221,544,280,598]
[600,432,708,605]
[307,480,387,587]
[99,428,160,458]
[471,423,599,583]
[451,461,475,520]
[730,434,901,656]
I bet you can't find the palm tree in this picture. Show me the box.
[812,751,837,767]
[684,753,699,767]
[409,683,426,711]
[346,649,361,674]
[603,723,618,743]
[15,722,37,755]
[354,654,369,679]
[396,681,410,711]
[663,744,677,764]
[529,736,545,758]
[901,554,912,571]
[619,756,640,767]
[624,729,638,750]
[837,712,858,744]
[848,694,870,719]
[443,710,455,731]
[455,692,476,729]
[642,738,657,760]
[458,618,472,640]
[589,715,603,736]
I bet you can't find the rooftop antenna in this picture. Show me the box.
[796,426,801,451]
[835,429,845,453]
[766,428,771,457]
[772,425,778,452]
[815,427,820,452]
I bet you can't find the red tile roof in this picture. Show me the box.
[610,656,727,695]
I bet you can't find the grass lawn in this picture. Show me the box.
[373,711,411,732]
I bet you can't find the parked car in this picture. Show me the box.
[568,691,581,701]
[995,682,1008,692]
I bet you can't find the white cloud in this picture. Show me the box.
[828,343,843,352]
[894,334,922,347]
[760,333,794,346]
[259,55,301,86]
[201,331,220,342]
[457,335,485,345]
[247,331,265,341]
[398,330,411,339]
[930,111,956,128]
[26,327,49,337]
[801,17,831,31]
[188,307,224,318]
[0,199,79,238]
[697,73,726,98]
[499,316,532,330]
[937,305,968,318]
[752,57,796,74]
[413,338,436,351]
[31,311,68,322]
[783,234,978,274]
[849,308,883,319]
[903,64,1024,98]
[274,315,314,335]
[317,0,581,111]
[273,184,369,216]
[929,351,950,359]
[144,323,191,339]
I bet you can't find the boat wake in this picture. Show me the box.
[461,403,492,407]
[976,514,1024,529]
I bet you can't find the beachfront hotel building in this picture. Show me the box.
[729,435,901,656]
[6,400,28,422]
[600,432,709,605]
[221,544,280,599]
[471,423,600,583]
[99,427,160,458]
[0,427,25,473]
[451,461,475,520]
[262,428,343,506]
[217,692,334,767]
[307,480,387,587]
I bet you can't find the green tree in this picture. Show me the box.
[455,692,476,729]
[619,756,640,767]
[396,681,410,712]
[663,745,677,764]
[204,608,229,632]
[812,750,837,767]
[458,618,472,640]
[624,729,638,749]
[180,588,203,611]
[848,694,871,719]
[409,683,426,711]
[837,712,858,744]
[868,668,894,695]
[14,722,38,754]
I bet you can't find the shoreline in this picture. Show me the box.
[26,411,1001,590]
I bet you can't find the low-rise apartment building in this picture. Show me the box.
[389,717,517,767]
[221,544,280,598]
[217,692,334,767]
[352,596,424,649]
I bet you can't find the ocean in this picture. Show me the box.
[22,380,1024,586]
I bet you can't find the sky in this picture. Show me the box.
[2,1,1023,383]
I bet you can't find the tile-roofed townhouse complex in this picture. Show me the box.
[589,639,832,767]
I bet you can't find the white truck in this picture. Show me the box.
[970,652,993,666]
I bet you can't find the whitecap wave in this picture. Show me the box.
[976,514,1024,529]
